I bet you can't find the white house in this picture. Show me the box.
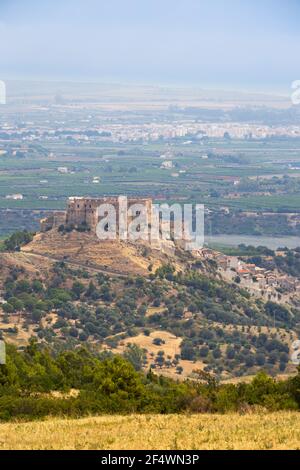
[6,194,23,200]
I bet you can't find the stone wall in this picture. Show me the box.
[41,197,153,233]
[40,212,66,232]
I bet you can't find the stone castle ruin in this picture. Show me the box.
[41,197,153,234]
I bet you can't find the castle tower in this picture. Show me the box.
[41,196,153,234]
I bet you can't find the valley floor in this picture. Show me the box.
[0,413,300,450]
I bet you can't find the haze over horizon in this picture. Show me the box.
[0,0,300,94]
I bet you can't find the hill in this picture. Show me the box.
[0,227,299,380]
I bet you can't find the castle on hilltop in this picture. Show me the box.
[40,196,153,233]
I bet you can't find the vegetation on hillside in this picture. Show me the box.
[0,343,300,421]
[1,256,298,377]
[0,230,34,252]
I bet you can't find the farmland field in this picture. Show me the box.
[1,413,300,450]
[2,104,300,238]
[1,139,300,212]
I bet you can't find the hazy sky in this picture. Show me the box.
[0,0,299,91]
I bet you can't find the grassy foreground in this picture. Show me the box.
[0,413,300,450]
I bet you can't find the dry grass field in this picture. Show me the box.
[112,330,206,379]
[21,231,169,276]
[1,413,300,450]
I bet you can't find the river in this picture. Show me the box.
[205,235,300,250]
